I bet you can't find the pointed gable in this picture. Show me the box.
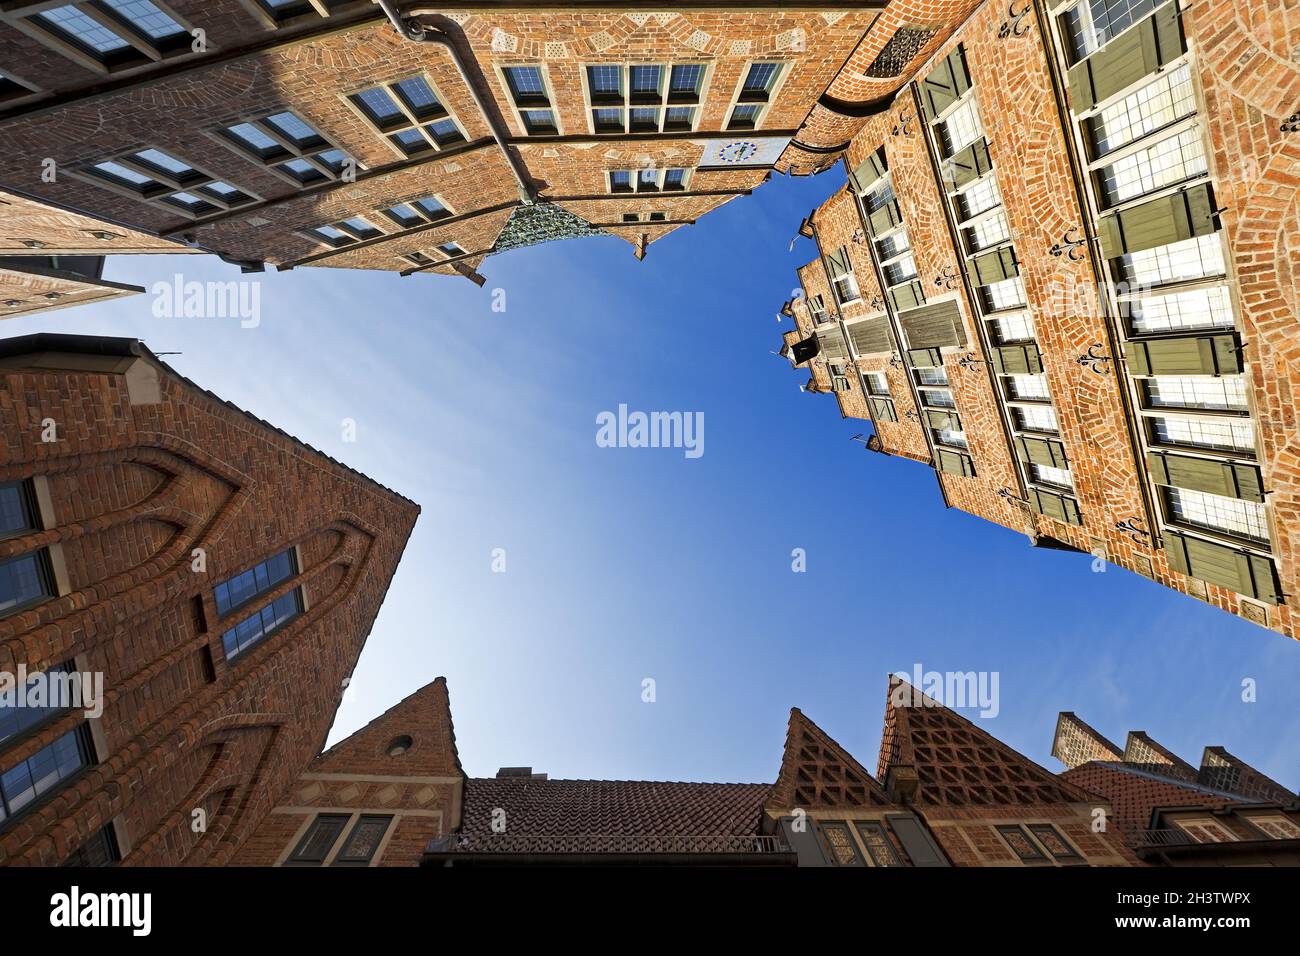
[1123,731,1199,782]
[880,677,1093,806]
[309,676,462,779]
[766,708,891,811]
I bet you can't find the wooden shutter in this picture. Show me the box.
[1031,488,1082,525]
[1067,2,1185,113]
[890,281,926,311]
[1147,452,1264,502]
[993,343,1043,374]
[1165,532,1280,604]
[823,245,848,278]
[936,448,976,476]
[868,200,902,236]
[919,47,971,121]
[970,247,1019,287]
[817,325,849,360]
[869,396,898,422]
[946,138,992,190]
[906,347,944,368]
[1098,183,1216,258]
[886,815,951,867]
[900,299,966,349]
[1124,333,1240,375]
[778,817,829,867]
[849,148,887,194]
[1016,435,1069,468]
[849,316,894,355]
[925,408,960,431]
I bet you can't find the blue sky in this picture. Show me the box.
[11,168,1300,790]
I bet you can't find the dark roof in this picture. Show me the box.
[0,332,418,509]
[454,777,771,854]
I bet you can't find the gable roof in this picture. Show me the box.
[311,676,462,778]
[1062,762,1241,835]
[766,707,892,810]
[879,677,1093,806]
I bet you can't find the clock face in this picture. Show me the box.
[717,141,760,164]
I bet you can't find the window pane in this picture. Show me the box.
[1143,375,1247,411]
[1,727,88,817]
[743,62,779,93]
[669,64,703,93]
[587,65,622,96]
[102,0,185,40]
[1126,285,1235,334]
[1151,415,1255,453]
[38,6,130,53]
[1033,463,1074,488]
[264,112,321,146]
[355,87,402,121]
[1097,127,1206,206]
[1120,234,1224,286]
[985,279,1027,312]
[93,161,157,187]
[0,483,35,535]
[1015,404,1059,432]
[1087,65,1195,156]
[1007,374,1051,400]
[131,148,193,176]
[629,65,662,95]
[393,77,441,115]
[224,122,280,153]
[939,98,982,155]
[956,177,1002,220]
[504,66,545,98]
[1166,486,1268,541]
[991,310,1035,342]
[0,553,50,614]
[414,197,447,218]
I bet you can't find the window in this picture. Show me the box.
[583,62,704,133]
[1006,374,1051,401]
[308,224,354,248]
[934,427,968,449]
[308,216,383,248]
[333,814,393,865]
[1062,0,1163,63]
[1027,824,1084,862]
[380,196,451,229]
[1033,464,1075,489]
[1118,233,1225,287]
[965,211,1011,253]
[1096,127,1206,207]
[875,229,911,261]
[732,60,784,125]
[1,480,39,539]
[1245,816,1300,840]
[404,251,434,266]
[864,372,891,396]
[955,176,1003,222]
[982,277,1026,313]
[1173,818,1238,843]
[883,254,919,288]
[1086,65,1195,157]
[916,367,949,386]
[816,820,864,866]
[347,76,464,155]
[0,661,76,749]
[608,168,689,194]
[1124,285,1235,335]
[997,825,1049,863]
[827,246,860,305]
[918,388,956,408]
[437,242,466,259]
[287,813,350,865]
[1141,375,1247,412]
[1015,404,1060,434]
[1149,414,1255,454]
[853,821,903,866]
[727,103,763,130]
[78,148,254,218]
[1164,486,1269,542]
[0,551,56,618]
[806,294,830,325]
[28,1,191,71]
[216,112,353,186]
[214,548,297,617]
[938,98,982,157]
[62,824,121,866]
[221,588,304,661]
[501,65,558,134]
[0,724,94,825]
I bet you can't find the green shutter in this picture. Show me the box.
[823,245,847,277]
[919,46,971,121]
[1017,435,1069,468]
[890,281,926,311]
[1124,334,1240,375]
[869,396,898,422]
[945,138,992,190]
[1031,488,1082,525]
[906,347,944,368]
[1148,451,1264,502]
[849,148,887,194]
[868,200,902,236]
[900,299,965,349]
[993,343,1043,374]
[1067,2,1185,113]
[970,247,1019,286]
[849,316,893,355]
[936,448,976,476]
[1098,183,1217,258]
[817,326,849,361]
[1165,532,1280,604]
[925,408,960,431]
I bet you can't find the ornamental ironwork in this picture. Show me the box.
[1076,343,1113,375]
[998,0,1033,40]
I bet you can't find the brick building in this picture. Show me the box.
[0,332,418,865]
[1054,712,1300,865]
[236,674,1138,867]
[780,0,1300,640]
[0,2,1016,284]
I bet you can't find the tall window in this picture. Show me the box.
[214,548,298,617]
[221,589,304,661]
[584,63,704,133]
[727,62,784,129]
[62,824,121,866]
[501,66,558,134]
[0,724,95,825]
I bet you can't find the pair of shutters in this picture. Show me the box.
[1165,532,1280,604]
[1031,487,1082,526]
[1124,332,1240,376]
[919,46,972,121]
[936,448,976,477]
[869,396,898,422]
[1148,451,1263,502]
[890,281,926,312]
[1017,435,1069,469]
[777,815,950,867]
[849,148,888,194]
[868,200,902,236]
[849,316,894,356]
[1098,183,1216,259]
[925,409,960,431]
[905,347,944,368]
[945,138,992,190]
[824,245,853,280]
[816,325,850,361]
[970,246,1019,287]
[900,299,965,349]
[992,343,1043,375]
[1067,1,1185,113]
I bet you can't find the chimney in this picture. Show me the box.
[496,767,548,780]
[1051,713,1123,769]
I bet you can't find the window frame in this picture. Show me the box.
[285,812,351,866]
[15,0,201,76]
[69,146,259,220]
[209,111,357,189]
[580,61,710,134]
[496,63,561,135]
[725,60,787,130]
[340,74,467,158]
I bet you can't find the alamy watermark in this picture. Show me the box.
[892,664,1000,719]
[596,404,704,459]
[0,664,103,719]
[151,274,261,328]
